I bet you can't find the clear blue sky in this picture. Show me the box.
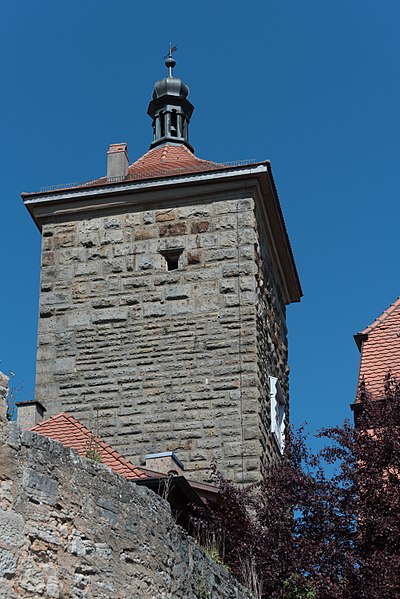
[1,1,399,435]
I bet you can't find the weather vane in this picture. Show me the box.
[164,43,178,59]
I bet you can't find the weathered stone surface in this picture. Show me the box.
[34,194,289,483]
[191,220,209,234]
[22,467,59,505]
[0,371,9,422]
[0,509,24,547]
[0,548,16,577]
[0,419,252,599]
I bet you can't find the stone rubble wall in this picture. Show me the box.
[0,419,252,599]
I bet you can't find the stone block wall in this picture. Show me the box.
[0,371,9,422]
[254,205,289,467]
[0,419,252,599]
[35,190,288,483]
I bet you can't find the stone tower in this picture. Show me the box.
[23,53,302,483]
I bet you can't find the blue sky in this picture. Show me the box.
[1,1,399,435]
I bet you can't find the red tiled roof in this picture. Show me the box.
[30,413,151,480]
[93,144,226,185]
[356,298,400,399]
[128,144,224,178]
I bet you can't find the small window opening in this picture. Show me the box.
[160,112,165,137]
[171,111,178,137]
[166,254,179,270]
[160,249,183,271]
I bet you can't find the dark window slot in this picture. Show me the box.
[160,249,183,271]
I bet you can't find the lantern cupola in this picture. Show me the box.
[147,49,194,151]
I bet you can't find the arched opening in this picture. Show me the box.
[160,112,165,137]
[171,110,178,137]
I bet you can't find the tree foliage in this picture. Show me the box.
[194,378,400,598]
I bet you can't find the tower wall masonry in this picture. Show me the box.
[35,188,288,483]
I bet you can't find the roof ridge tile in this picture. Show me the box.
[360,297,400,335]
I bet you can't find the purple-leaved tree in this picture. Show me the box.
[193,377,400,599]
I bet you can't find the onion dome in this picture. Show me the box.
[152,56,190,100]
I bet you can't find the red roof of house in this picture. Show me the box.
[30,413,151,480]
[356,297,400,399]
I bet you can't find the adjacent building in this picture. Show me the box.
[354,297,400,403]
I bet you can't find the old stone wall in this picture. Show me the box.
[254,205,289,467]
[0,418,252,599]
[0,371,9,422]
[35,190,286,483]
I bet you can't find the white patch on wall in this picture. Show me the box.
[269,375,285,454]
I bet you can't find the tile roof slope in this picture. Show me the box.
[127,144,224,179]
[30,413,151,480]
[356,297,400,399]
[93,144,227,185]
[359,297,400,335]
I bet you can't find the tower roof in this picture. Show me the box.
[127,144,222,179]
[152,61,189,100]
[73,144,225,186]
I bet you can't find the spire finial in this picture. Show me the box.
[164,43,177,77]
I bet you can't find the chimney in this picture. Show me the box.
[145,451,184,477]
[0,372,9,422]
[15,400,46,430]
[107,143,129,181]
